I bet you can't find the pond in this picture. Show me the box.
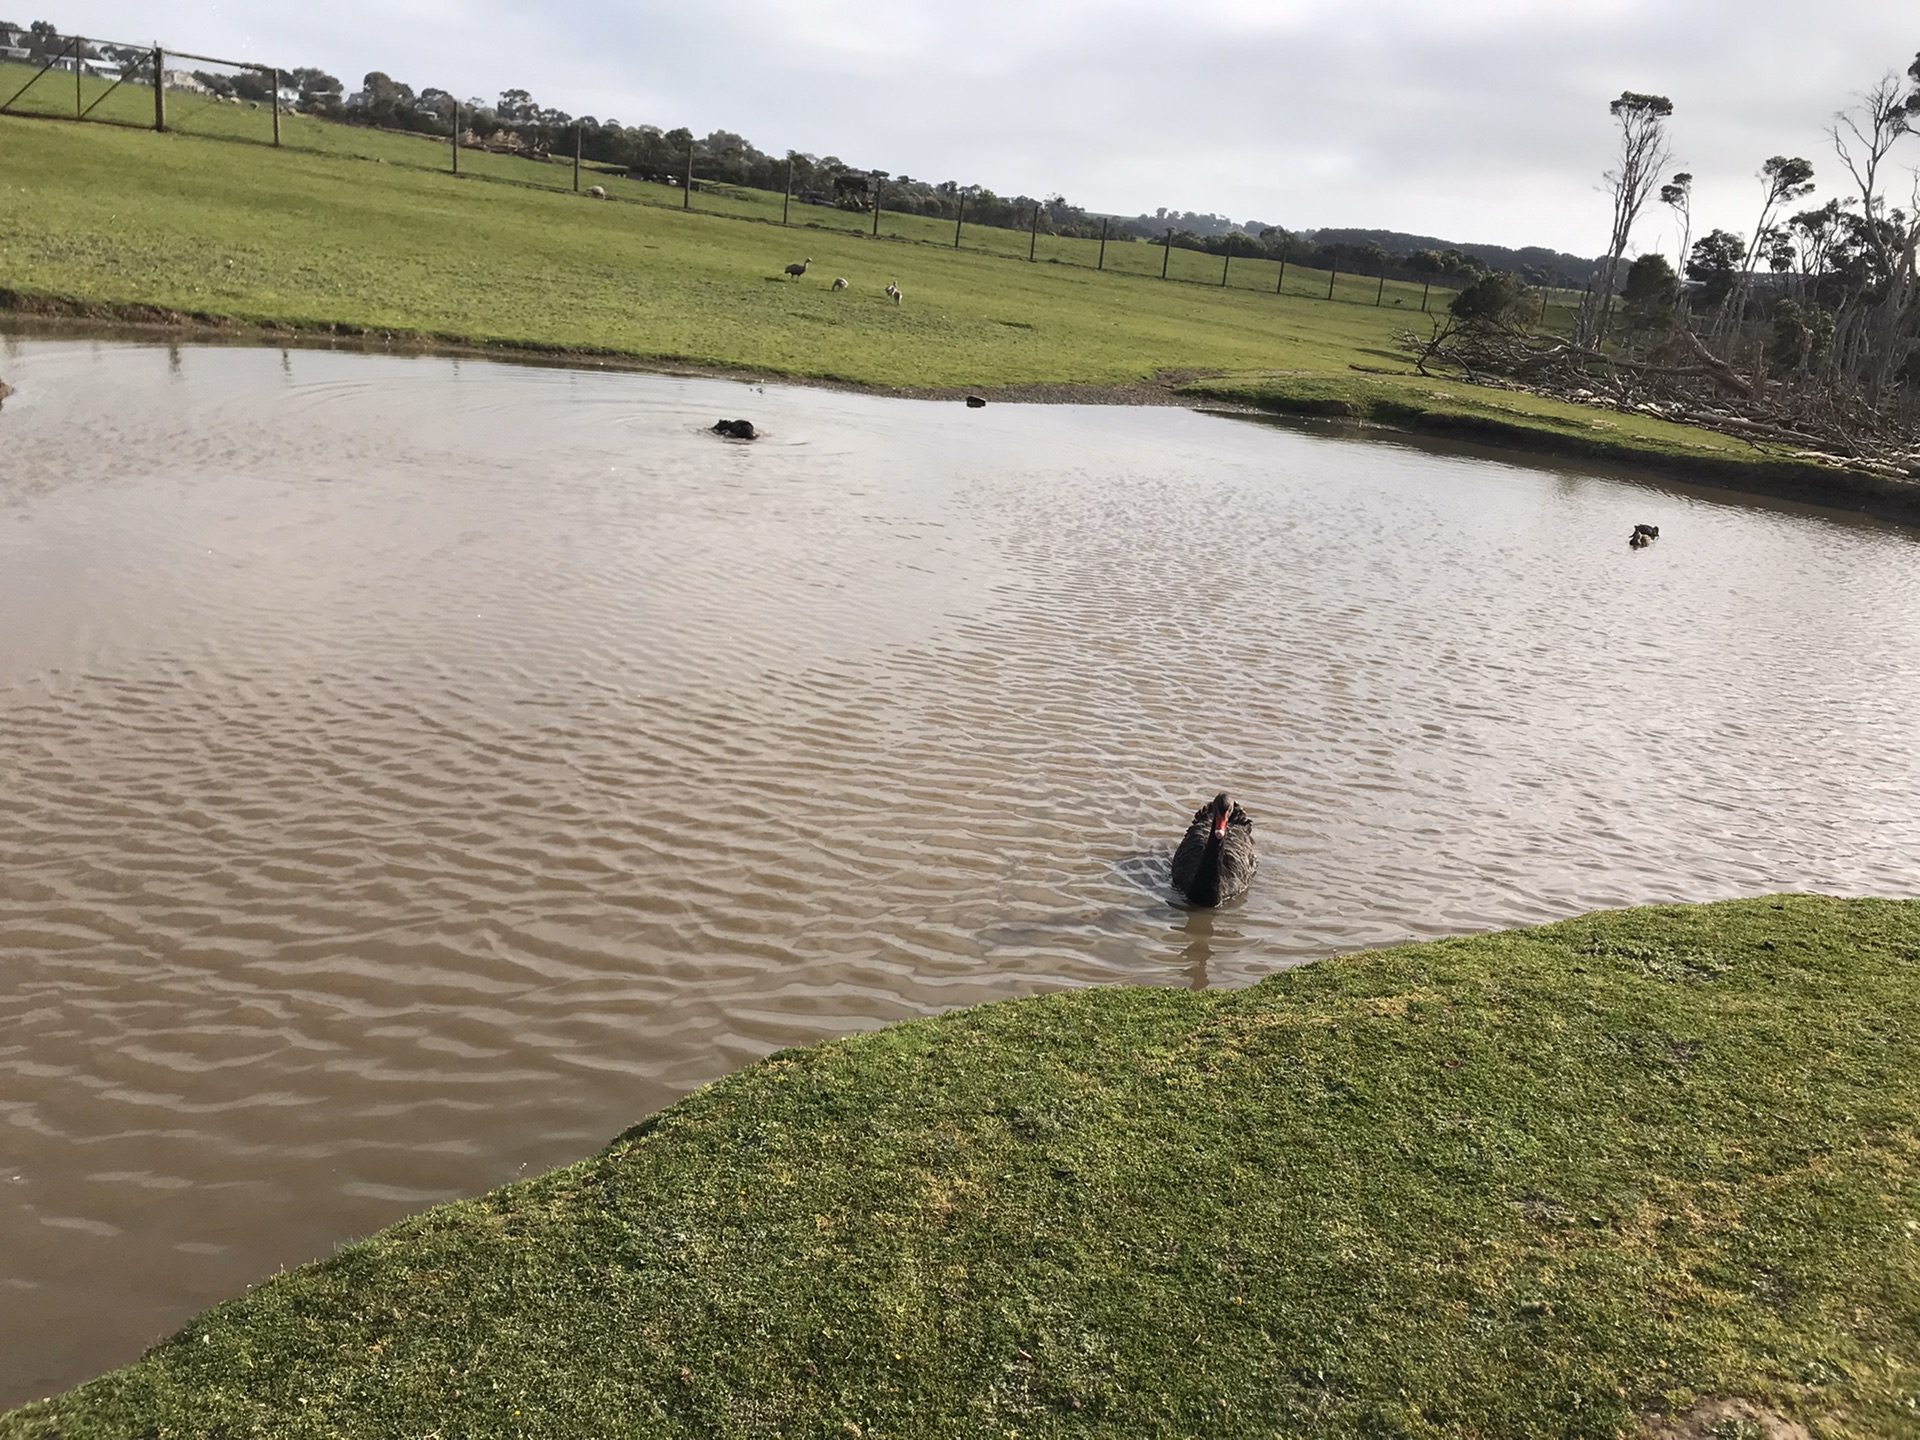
[3,334,1918,1405]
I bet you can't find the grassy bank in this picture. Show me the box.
[6,102,1897,516]
[4,895,1916,1438]
[1179,373,1920,522]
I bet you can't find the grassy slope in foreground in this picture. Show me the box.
[0,111,1826,488]
[4,896,1917,1439]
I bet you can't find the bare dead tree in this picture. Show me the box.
[1829,76,1920,404]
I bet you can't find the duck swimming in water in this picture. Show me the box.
[1170,793,1257,906]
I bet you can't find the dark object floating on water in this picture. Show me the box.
[711,419,757,439]
[1629,523,1658,548]
[965,395,987,408]
[1170,792,1257,907]
[0,379,12,408]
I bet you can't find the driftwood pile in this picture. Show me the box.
[1400,316,1920,479]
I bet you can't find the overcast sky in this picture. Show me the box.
[34,1,1920,257]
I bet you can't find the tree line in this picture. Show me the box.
[1411,49,1920,464]
[2,15,1598,284]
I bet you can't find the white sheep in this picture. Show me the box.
[587,185,607,199]
[885,280,901,304]
[831,277,849,291]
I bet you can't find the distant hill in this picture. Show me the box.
[1305,229,1596,289]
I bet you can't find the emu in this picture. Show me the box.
[784,258,812,280]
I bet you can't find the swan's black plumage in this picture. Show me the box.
[1170,792,1256,906]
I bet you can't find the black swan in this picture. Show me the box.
[1170,793,1257,906]
[711,419,757,439]
[1629,523,1659,548]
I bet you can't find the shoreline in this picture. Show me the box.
[6,292,1917,528]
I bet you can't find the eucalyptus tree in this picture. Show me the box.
[1586,91,1674,347]
[1723,156,1815,334]
[1658,172,1694,279]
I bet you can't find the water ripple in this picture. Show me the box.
[2,335,1919,1403]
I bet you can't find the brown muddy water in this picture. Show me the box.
[3,334,1919,1405]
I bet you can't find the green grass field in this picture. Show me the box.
[2,896,1915,1439]
[0,74,1891,505]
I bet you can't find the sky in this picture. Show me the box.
[28,0,1920,258]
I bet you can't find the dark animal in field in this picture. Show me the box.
[1170,793,1257,907]
[784,258,812,280]
[965,395,987,408]
[711,419,757,439]
[885,280,902,305]
[831,174,873,210]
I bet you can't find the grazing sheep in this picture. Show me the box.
[587,185,606,199]
[831,277,849,291]
[784,258,812,280]
[885,280,902,304]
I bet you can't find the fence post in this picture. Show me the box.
[451,101,459,174]
[271,68,281,146]
[1276,255,1286,294]
[1162,229,1172,279]
[1375,266,1385,305]
[1029,204,1040,261]
[1326,259,1337,300]
[73,37,82,119]
[683,140,693,208]
[1221,247,1231,287]
[572,124,580,191]
[782,154,792,225]
[1097,216,1108,271]
[872,175,882,237]
[153,46,164,130]
[953,190,965,247]
[1421,279,1431,312]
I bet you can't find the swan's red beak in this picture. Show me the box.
[1212,811,1230,839]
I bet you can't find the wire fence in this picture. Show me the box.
[1,24,1589,331]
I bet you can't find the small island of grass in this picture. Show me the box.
[3,894,1915,1439]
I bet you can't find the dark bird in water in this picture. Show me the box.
[711,419,757,439]
[784,257,812,280]
[1170,793,1257,906]
[1629,522,1659,548]
[964,395,987,408]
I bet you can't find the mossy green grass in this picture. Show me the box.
[3,895,1916,1438]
